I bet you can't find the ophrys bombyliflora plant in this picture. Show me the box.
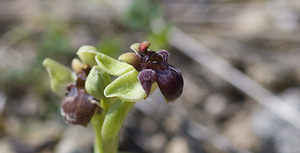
[43,41,183,153]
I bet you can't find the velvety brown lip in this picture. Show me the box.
[61,66,97,126]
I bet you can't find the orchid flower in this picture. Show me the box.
[118,41,183,102]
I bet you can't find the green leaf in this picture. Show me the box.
[104,70,145,102]
[43,58,74,96]
[95,54,134,76]
[85,66,111,100]
[77,45,99,66]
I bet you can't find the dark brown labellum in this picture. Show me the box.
[61,65,98,126]
[155,65,183,102]
[61,84,96,126]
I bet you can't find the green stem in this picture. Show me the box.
[92,97,112,153]
[101,101,135,153]
[92,110,105,153]
[93,98,135,153]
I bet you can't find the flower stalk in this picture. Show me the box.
[92,110,104,153]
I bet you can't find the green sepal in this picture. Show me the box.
[104,70,146,102]
[95,54,134,76]
[85,66,111,100]
[77,45,99,66]
[42,58,75,96]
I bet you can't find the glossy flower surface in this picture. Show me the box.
[119,41,183,102]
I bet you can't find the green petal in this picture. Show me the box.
[104,70,145,102]
[77,45,99,66]
[95,54,134,76]
[85,66,111,100]
[43,58,74,96]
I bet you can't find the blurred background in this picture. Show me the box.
[1,0,300,153]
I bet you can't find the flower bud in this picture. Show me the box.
[85,66,110,100]
[72,58,88,74]
[61,84,97,126]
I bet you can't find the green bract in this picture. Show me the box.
[85,66,111,100]
[77,45,99,66]
[42,58,74,96]
[95,54,134,76]
[104,70,145,102]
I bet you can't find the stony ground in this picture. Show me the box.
[1,0,300,153]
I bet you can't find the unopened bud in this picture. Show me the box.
[72,58,88,74]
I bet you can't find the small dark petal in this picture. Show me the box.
[157,50,170,62]
[61,86,96,126]
[138,69,156,97]
[72,59,89,74]
[155,65,183,102]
